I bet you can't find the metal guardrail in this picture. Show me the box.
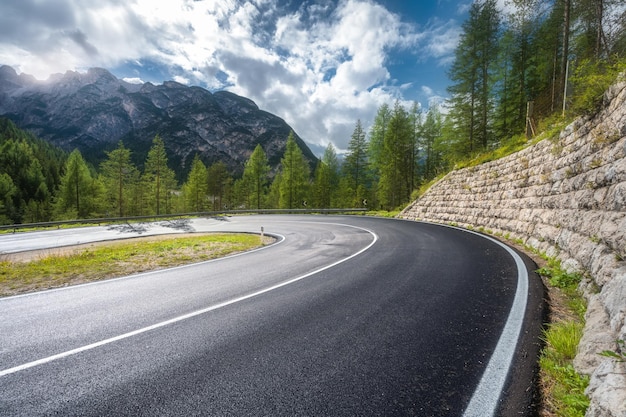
[0,209,369,232]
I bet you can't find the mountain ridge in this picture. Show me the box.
[0,65,316,179]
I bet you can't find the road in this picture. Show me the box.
[0,215,544,416]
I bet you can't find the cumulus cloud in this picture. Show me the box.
[122,77,144,84]
[0,0,460,152]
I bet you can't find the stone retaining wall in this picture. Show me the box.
[400,81,626,417]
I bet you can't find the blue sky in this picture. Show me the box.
[0,0,506,154]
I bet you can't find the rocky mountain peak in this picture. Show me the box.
[0,65,18,79]
[0,65,317,179]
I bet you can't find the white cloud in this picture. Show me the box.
[420,18,462,64]
[122,77,144,84]
[0,0,459,153]
[173,75,190,85]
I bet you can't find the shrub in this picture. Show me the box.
[570,57,626,115]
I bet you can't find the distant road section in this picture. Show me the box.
[0,215,543,416]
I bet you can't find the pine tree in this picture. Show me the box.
[279,132,310,209]
[241,144,270,209]
[313,160,330,209]
[507,0,543,129]
[476,0,500,148]
[494,29,519,139]
[267,172,282,209]
[421,105,444,181]
[207,161,232,211]
[313,144,339,209]
[325,143,340,206]
[99,141,139,217]
[368,103,392,178]
[343,119,369,205]
[143,135,176,215]
[182,154,208,212]
[377,101,413,209]
[408,102,422,191]
[448,0,500,155]
[54,149,100,219]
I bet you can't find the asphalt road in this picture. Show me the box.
[0,215,544,416]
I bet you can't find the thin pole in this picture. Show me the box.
[562,59,569,117]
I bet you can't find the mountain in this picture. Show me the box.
[0,65,317,179]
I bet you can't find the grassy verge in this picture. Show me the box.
[364,210,401,218]
[536,261,590,417]
[0,233,269,297]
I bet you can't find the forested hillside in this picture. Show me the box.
[1,0,624,225]
[0,118,66,224]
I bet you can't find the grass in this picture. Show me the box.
[536,263,587,321]
[365,210,401,218]
[0,233,268,297]
[455,133,530,169]
[539,320,590,417]
[600,340,626,362]
[535,261,590,417]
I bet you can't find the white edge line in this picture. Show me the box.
[437,225,529,417]
[0,224,378,377]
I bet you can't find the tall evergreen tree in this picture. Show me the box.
[241,144,270,209]
[313,144,339,209]
[143,135,176,215]
[447,2,481,155]
[507,0,543,129]
[207,161,232,211]
[448,0,500,155]
[326,144,340,207]
[279,132,310,209]
[421,105,444,181]
[99,141,139,217]
[343,119,369,205]
[573,0,608,59]
[377,101,413,209]
[182,154,208,212]
[494,28,519,139]
[560,0,572,111]
[477,0,500,148]
[313,160,331,209]
[267,172,282,209]
[54,149,100,219]
[368,103,392,178]
[408,102,422,191]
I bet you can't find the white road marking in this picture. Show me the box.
[458,228,530,417]
[0,224,378,377]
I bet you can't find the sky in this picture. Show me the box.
[0,0,510,155]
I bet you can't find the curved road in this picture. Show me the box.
[0,215,544,416]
